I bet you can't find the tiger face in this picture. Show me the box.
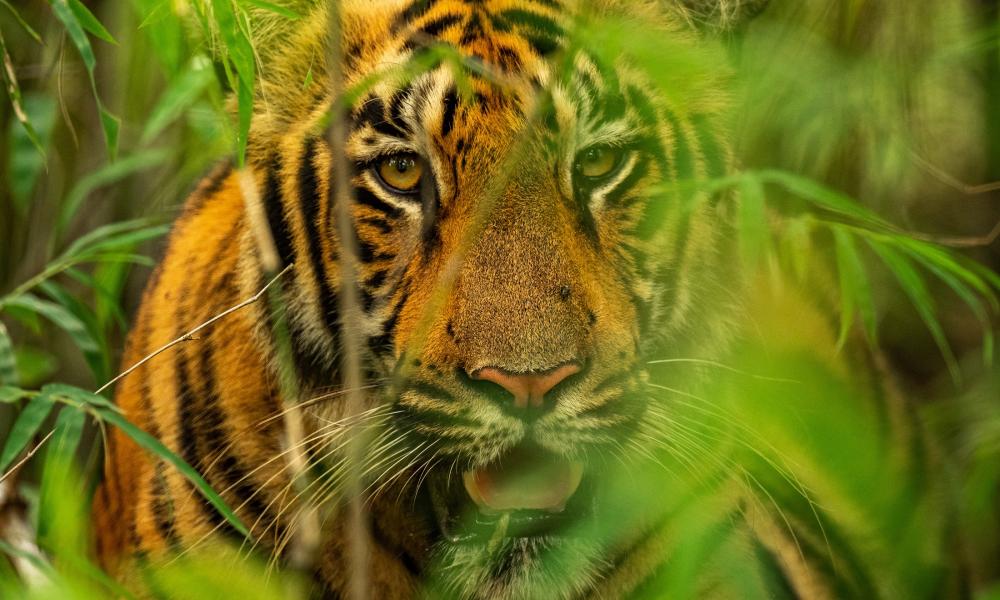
[249,0,737,595]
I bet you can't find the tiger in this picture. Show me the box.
[91,0,959,598]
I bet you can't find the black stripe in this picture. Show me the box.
[263,156,296,266]
[440,87,459,138]
[367,287,407,355]
[388,84,415,134]
[187,160,234,215]
[407,380,457,403]
[392,0,436,33]
[150,463,179,548]
[356,188,404,218]
[298,137,341,333]
[417,12,463,37]
[370,517,422,577]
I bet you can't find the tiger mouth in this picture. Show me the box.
[429,445,594,544]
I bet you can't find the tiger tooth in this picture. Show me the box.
[463,470,488,511]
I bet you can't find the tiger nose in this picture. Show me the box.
[472,363,582,411]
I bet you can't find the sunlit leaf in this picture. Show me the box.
[832,227,877,346]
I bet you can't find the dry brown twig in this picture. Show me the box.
[326,1,372,597]
[908,150,1000,248]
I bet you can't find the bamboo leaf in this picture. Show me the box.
[0,322,17,386]
[833,227,877,346]
[7,93,57,213]
[895,243,995,366]
[5,294,104,383]
[57,150,171,237]
[41,383,119,411]
[48,0,120,158]
[0,386,29,404]
[141,58,215,143]
[0,28,44,156]
[39,281,110,382]
[94,406,250,538]
[868,241,961,383]
[739,174,768,270]
[759,170,893,231]
[60,218,158,259]
[68,0,117,45]
[1,1,43,43]
[65,267,128,331]
[210,0,256,164]
[0,394,55,474]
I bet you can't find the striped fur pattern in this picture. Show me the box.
[88,0,881,597]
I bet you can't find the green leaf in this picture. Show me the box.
[0,386,30,404]
[68,0,117,44]
[0,394,55,474]
[41,383,119,412]
[210,0,256,164]
[895,241,995,366]
[0,28,44,156]
[832,227,877,347]
[759,170,893,231]
[48,0,120,158]
[60,218,158,259]
[5,294,104,383]
[46,406,86,466]
[0,322,17,386]
[141,58,215,143]
[14,346,58,388]
[868,241,961,384]
[65,267,128,331]
[738,174,767,270]
[7,93,57,213]
[80,225,171,257]
[57,151,171,238]
[1,1,43,43]
[240,0,302,19]
[94,406,251,539]
[39,281,110,382]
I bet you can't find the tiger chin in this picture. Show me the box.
[92,0,770,598]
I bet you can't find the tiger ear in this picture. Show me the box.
[670,0,771,32]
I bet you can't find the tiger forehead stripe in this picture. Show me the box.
[392,0,566,59]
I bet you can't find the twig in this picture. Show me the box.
[0,430,54,485]
[907,219,1000,249]
[910,149,1000,196]
[241,167,322,578]
[94,264,294,396]
[328,1,371,598]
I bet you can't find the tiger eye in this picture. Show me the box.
[377,154,423,192]
[576,146,620,179]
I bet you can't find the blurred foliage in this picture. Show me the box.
[0,0,997,597]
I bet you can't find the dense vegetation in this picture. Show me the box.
[0,0,998,597]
